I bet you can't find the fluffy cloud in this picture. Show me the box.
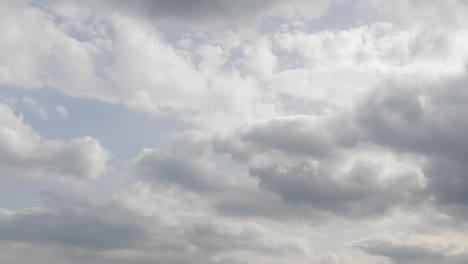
[357,240,468,264]
[3,0,468,129]
[3,0,468,263]
[129,65,468,223]
[355,75,468,214]
[0,0,107,96]
[129,124,423,220]
[0,103,109,180]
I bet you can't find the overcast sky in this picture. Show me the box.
[1,0,468,263]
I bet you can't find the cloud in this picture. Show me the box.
[129,131,240,197]
[2,0,468,129]
[355,75,468,214]
[94,0,330,28]
[357,240,467,264]
[129,122,424,220]
[0,103,109,180]
[0,190,311,264]
[55,105,68,119]
[218,117,426,218]
[0,0,105,93]
[0,197,149,251]
[20,97,48,120]
[364,0,468,27]
[128,68,468,222]
[3,1,468,263]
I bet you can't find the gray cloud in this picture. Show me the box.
[214,73,468,220]
[357,83,468,159]
[130,132,232,193]
[250,161,418,217]
[240,117,339,158]
[130,72,468,223]
[132,150,228,192]
[357,240,467,264]
[132,120,424,220]
[0,191,308,264]
[356,76,468,213]
[0,103,109,180]
[0,197,149,251]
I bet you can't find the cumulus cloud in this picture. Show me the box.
[129,66,468,223]
[129,124,424,220]
[2,0,468,129]
[354,75,468,214]
[0,0,106,95]
[0,103,109,180]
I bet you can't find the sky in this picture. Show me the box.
[1,0,468,263]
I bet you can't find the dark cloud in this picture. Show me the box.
[0,193,149,251]
[0,191,307,263]
[212,75,468,220]
[240,117,339,158]
[357,83,468,159]
[356,76,468,213]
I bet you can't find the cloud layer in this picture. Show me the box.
[1,0,468,263]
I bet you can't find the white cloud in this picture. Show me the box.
[55,105,68,119]
[0,103,109,180]
[243,37,278,79]
[3,0,468,130]
[0,1,107,97]
[2,0,468,263]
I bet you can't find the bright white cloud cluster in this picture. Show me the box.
[1,0,468,263]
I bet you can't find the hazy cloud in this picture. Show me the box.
[357,240,467,264]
